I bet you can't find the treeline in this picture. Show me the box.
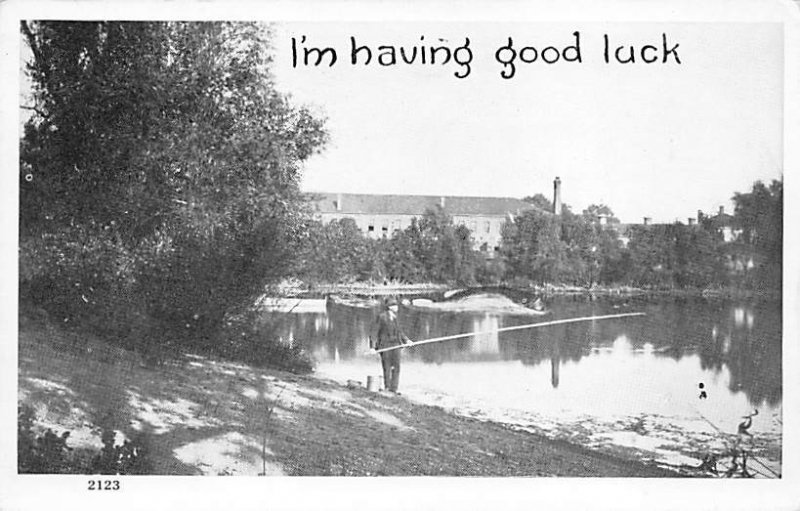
[295,181,783,294]
[295,207,488,286]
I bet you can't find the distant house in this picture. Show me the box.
[308,191,550,257]
[699,206,740,243]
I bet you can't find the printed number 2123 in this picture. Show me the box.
[88,480,120,490]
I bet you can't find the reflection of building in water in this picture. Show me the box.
[611,335,632,354]
[733,307,754,330]
[469,315,500,355]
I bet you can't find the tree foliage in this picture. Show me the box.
[297,207,480,286]
[500,209,564,285]
[522,193,553,212]
[20,21,326,352]
[732,178,782,289]
[293,181,780,293]
[408,207,479,285]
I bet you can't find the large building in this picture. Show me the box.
[309,179,561,256]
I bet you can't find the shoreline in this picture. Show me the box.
[17,312,682,477]
[273,280,780,301]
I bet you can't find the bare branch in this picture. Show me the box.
[20,21,42,68]
[20,104,48,119]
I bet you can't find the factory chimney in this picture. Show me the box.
[336,193,343,211]
[553,177,562,215]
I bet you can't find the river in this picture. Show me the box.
[260,294,782,476]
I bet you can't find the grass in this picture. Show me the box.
[18,310,679,476]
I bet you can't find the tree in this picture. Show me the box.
[522,193,553,212]
[19,22,326,348]
[500,209,565,285]
[297,219,372,283]
[582,204,620,225]
[626,225,677,287]
[375,232,423,283]
[732,178,782,289]
[673,225,726,288]
[406,207,478,285]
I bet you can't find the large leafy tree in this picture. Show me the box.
[673,225,726,288]
[732,178,782,289]
[500,209,564,285]
[406,207,478,285]
[625,225,677,287]
[20,21,326,346]
[298,219,373,283]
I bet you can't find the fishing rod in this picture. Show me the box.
[373,312,647,354]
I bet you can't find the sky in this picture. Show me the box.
[271,22,784,223]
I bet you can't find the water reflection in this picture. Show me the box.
[262,296,781,409]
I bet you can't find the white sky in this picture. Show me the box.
[271,22,783,223]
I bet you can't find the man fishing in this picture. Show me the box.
[370,297,413,393]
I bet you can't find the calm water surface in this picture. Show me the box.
[263,295,782,472]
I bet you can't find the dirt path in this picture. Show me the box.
[17,314,678,477]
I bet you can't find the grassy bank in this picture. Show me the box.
[17,312,679,477]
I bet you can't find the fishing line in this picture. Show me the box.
[374,312,647,353]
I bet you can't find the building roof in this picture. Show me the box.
[308,192,543,217]
[706,213,735,228]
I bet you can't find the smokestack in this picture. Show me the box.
[643,217,651,226]
[688,217,695,226]
[440,196,446,208]
[336,193,342,211]
[718,205,724,216]
[553,177,562,215]
[697,209,703,223]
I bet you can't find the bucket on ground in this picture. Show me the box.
[366,375,378,392]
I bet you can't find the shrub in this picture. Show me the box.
[215,310,315,374]
[91,429,151,475]
[18,405,73,474]
[18,403,152,475]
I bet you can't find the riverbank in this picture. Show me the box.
[276,279,779,301]
[17,312,678,476]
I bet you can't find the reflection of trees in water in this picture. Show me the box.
[403,310,491,364]
[266,296,781,408]
[321,303,377,360]
[542,296,782,408]
[717,303,781,407]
